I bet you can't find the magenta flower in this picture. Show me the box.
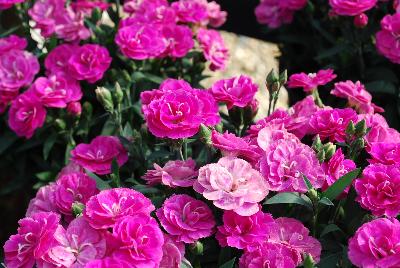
[287,96,320,139]
[247,109,291,138]
[68,44,111,83]
[156,194,215,243]
[210,75,258,109]
[70,136,128,175]
[45,44,79,75]
[355,164,400,217]
[130,0,176,25]
[322,149,356,195]
[211,130,262,165]
[115,23,167,60]
[161,24,194,58]
[160,234,185,268]
[216,210,274,250]
[0,0,24,10]
[29,73,82,108]
[194,157,269,216]
[331,80,383,114]
[361,114,400,148]
[267,217,322,265]
[260,139,324,193]
[67,101,82,116]
[28,0,65,37]
[197,28,229,71]
[348,218,400,268]
[26,183,58,217]
[368,142,400,165]
[0,35,27,54]
[54,8,91,42]
[376,13,400,64]
[71,0,110,14]
[84,188,155,229]
[329,0,377,16]
[41,217,106,268]
[85,257,135,268]
[142,159,198,187]
[141,79,220,139]
[171,0,208,24]
[239,243,297,268]
[112,214,164,267]
[8,92,47,139]
[3,212,60,268]
[207,1,227,27]
[54,172,98,216]
[287,69,336,92]
[309,108,358,142]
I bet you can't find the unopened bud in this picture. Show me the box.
[190,241,203,255]
[67,102,82,117]
[317,149,325,163]
[345,121,356,136]
[355,119,367,137]
[323,143,336,160]
[266,69,279,92]
[279,69,288,84]
[303,253,315,268]
[199,124,212,146]
[91,7,102,22]
[354,13,368,28]
[353,138,365,151]
[55,118,66,131]
[72,201,85,217]
[312,135,322,152]
[114,82,124,104]
[96,87,114,112]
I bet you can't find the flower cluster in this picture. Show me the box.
[255,0,307,28]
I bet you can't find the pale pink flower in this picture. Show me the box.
[376,13,400,64]
[3,212,60,268]
[287,69,337,92]
[26,183,58,217]
[355,164,400,217]
[194,157,269,216]
[0,35,27,54]
[207,1,227,27]
[128,0,176,25]
[348,218,400,268]
[45,44,79,75]
[70,136,128,175]
[368,142,400,165]
[84,188,155,229]
[239,243,297,268]
[329,0,377,16]
[111,214,164,268]
[216,210,274,250]
[197,28,229,71]
[54,172,98,216]
[256,124,299,151]
[142,159,198,187]
[331,80,383,114]
[160,234,185,268]
[156,194,215,243]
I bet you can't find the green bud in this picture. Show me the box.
[90,7,102,23]
[308,188,319,202]
[72,201,85,217]
[345,121,356,136]
[353,138,365,151]
[323,143,336,160]
[121,70,132,82]
[266,69,280,92]
[82,101,93,118]
[199,124,212,146]
[96,87,114,112]
[312,135,322,152]
[317,149,325,163]
[54,119,66,131]
[303,254,316,268]
[355,119,367,137]
[114,82,124,104]
[190,241,203,255]
[215,123,223,133]
[279,69,288,84]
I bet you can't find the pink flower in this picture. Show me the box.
[287,96,320,139]
[0,49,39,91]
[247,109,291,138]
[211,130,262,164]
[45,44,79,75]
[322,149,356,194]
[239,243,297,268]
[376,13,400,64]
[160,234,185,268]
[329,0,377,16]
[115,23,167,60]
[28,0,65,37]
[171,0,208,24]
[194,157,269,216]
[368,142,400,165]
[161,24,194,58]
[67,101,82,116]
[140,79,220,139]
[331,80,383,114]
[156,194,215,243]
[41,217,106,268]
[142,159,198,187]
[71,0,109,14]
[84,188,155,229]
[207,1,227,27]
[128,0,176,25]
[348,218,400,268]
[197,28,229,71]
[29,73,82,108]
[361,114,400,148]
[256,124,299,151]
[266,217,322,265]
[68,44,111,83]
[8,92,47,139]
[54,172,98,216]
[26,183,58,217]
[0,35,27,54]
[85,257,135,268]
[210,75,258,109]
[260,139,324,193]
[355,164,400,217]
[54,8,91,42]
[70,136,128,175]
[309,108,358,142]
[216,210,274,250]
[3,212,60,268]
[287,69,337,92]
[112,214,164,267]
[0,0,24,10]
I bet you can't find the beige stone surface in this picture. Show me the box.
[201,31,288,120]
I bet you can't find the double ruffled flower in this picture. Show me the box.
[376,13,400,64]
[287,69,336,92]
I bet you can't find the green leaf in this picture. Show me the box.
[43,134,57,160]
[133,185,161,194]
[143,73,164,84]
[303,175,313,191]
[219,258,236,268]
[319,197,334,206]
[318,253,341,268]
[86,170,111,190]
[323,168,360,201]
[122,123,133,138]
[35,171,54,181]
[320,224,343,237]
[111,158,120,187]
[265,192,313,210]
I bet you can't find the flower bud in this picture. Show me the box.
[323,143,336,160]
[354,13,368,28]
[279,69,288,84]
[317,149,325,163]
[54,118,66,131]
[114,82,124,104]
[72,201,85,217]
[355,119,367,137]
[303,253,315,268]
[353,138,365,151]
[266,69,280,92]
[96,87,114,112]
[345,121,356,136]
[91,7,102,22]
[312,135,322,152]
[199,124,212,146]
[67,102,82,117]
[82,101,93,118]
[190,241,203,255]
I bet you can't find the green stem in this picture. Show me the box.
[312,89,324,108]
